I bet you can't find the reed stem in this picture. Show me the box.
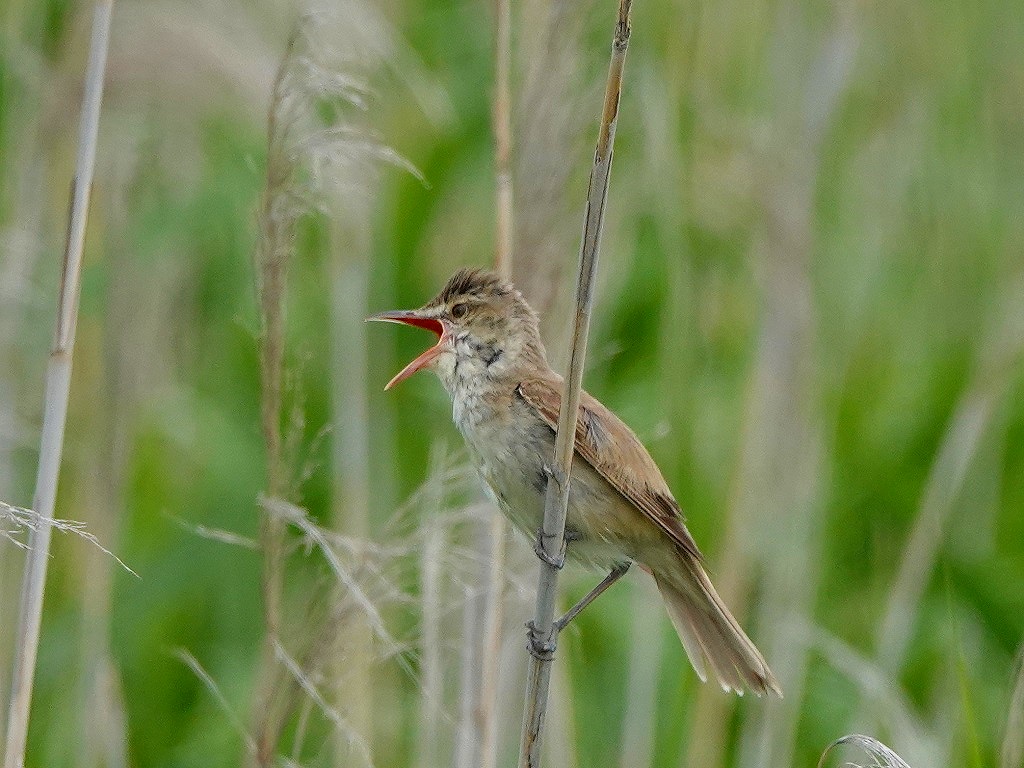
[517,1,632,764]
[2,2,114,766]
[475,0,514,762]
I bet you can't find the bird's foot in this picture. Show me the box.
[533,529,566,569]
[542,462,567,489]
[525,620,557,661]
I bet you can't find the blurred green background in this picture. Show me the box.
[1,0,1023,767]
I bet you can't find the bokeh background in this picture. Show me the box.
[1,0,1023,767]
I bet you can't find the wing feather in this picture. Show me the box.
[516,377,702,561]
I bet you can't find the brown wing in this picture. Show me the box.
[517,377,703,561]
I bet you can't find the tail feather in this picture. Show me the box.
[654,560,781,697]
[672,605,709,684]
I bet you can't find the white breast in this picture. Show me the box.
[441,339,632,571]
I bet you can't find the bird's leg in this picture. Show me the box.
[526,530,588,658]
[525,562,633,658]
[553,561,631,633]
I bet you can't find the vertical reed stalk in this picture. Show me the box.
[330,216,375,768]
[414,471,445,768]
[256,42,294,645]
[2,2,114,766]
[475,0,514,763]
[517,1,632,764]
[492,0,514,282]
[476,515,506,768]
[250,28,300,767]
[455,583,481,768]
[79,152,139,768]
[0,58,47,715]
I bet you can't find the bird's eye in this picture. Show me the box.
[451,302,468,319]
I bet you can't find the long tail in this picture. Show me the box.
[654,557,781,697]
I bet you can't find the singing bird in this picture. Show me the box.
[369,268,780,696]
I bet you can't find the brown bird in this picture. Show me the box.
[369,268,780,697]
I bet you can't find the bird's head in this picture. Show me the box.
[368,268,546,391]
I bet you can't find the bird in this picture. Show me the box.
[368,267,781,697]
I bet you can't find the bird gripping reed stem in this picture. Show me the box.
[517,0,632,765]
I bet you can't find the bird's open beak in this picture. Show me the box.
[366,309,448,390]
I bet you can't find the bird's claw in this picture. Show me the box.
[534,529,566,569]
[542,463,567,488]
[526,620,557,660]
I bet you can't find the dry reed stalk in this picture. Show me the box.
[309,7,433,763]
[329,233,374,524]
[518,1,632,764]
[79,153,142,768]
[453,519,487,765]
[472,0,515,763]
[83,657,129,768]
[411,448,452,768]
[414,461,445,768]
[511,0,586,321]
[255,28,296,648]
[248,18,354,762]
[492,0,514,282]
[246,14,411,759]
[0,49,46,647]
[475,515,507,768]
[250,29,301,766]
[2,3,114,766]
[248,496,420,764]
[455,581,482,768]
[330,211,375,768]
